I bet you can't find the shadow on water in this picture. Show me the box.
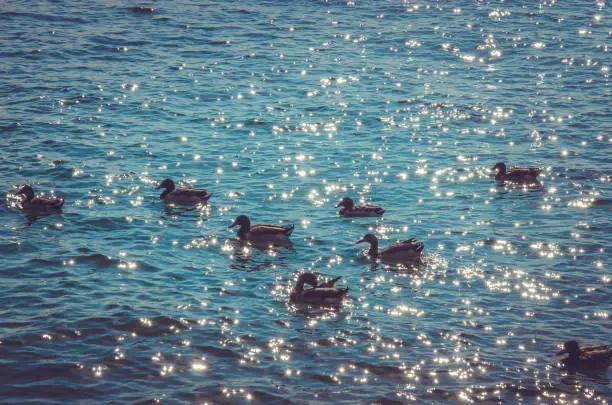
[21,210,63,226]
[226,237,295,253]
[226,238,296,272]
[290,301,350,317]
[161,203,211,219]
[492,180,545,198]
[559,367,612,382]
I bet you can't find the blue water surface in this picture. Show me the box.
[0,1,610,403]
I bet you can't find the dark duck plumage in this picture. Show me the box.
[492,162,541,183]
[15,185,64,211]
[336,197,385,217]
[229,214,294,243]
[289,273,348,306]
[556,340,611,371]
[357,233,423,263]
[156,178,212,204]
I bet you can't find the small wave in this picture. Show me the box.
[250,391,294,403]
[70,253,120,267]
[5,362,81,381]
[193,344,240,359]
[371,396,404,405]
[28,259,68,273]
[78,218,125,231]
[0,241,28,255]
[592,198,612,207]
[115,316,191,337]
[353,361,404,377]
[126,7,155,13]
[242,53,268,59]
[2,11,89,23]
[65,253,159,272]
[0,122,21,131]
[187,25,218,31]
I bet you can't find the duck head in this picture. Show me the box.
[557,340,580,359]
[357,233,378,245]
[229,215,251,237]
[156,178,176,191]
[357,233,379,256]
[16,185,35,202]
[491,162,507,175]
[295,272,318,292]
[335,197,355,210]
[290,272,318,301]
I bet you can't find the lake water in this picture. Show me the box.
[0,1,610,403]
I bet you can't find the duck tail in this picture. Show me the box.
[56,198,65,209]
[204,192,213,201]
[377,208,386,216]
[319,276,342,288]
[284,224,295,236]
[330,275,342,285]
[415,242,424,252]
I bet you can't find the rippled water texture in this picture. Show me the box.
[1,1,610,403]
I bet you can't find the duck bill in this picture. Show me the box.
[16,186,27,194]
[228,220,238,229]
[335,202,342,208]
[356,238,365,244]
[155,184,163,190]
[555,349,567,356]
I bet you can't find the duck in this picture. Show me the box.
[156,178,212,205]
[14,185,64,211]
[491,162,541,183]
[229,215,294,243]
[335,197,385,217]
[289,272,348,306]
[357,233,423,263]
[556,340,611,371]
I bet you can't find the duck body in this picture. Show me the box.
[336,197,385,217]
[229,215,294,243]
[556,340,611,371]
[492,162,541,183]
[357,233,423,263]
[290,273,348,306]
[156,179,211,205]
[15,185,64,211]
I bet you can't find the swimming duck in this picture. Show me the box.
[336,197,385,217]
[289,272,348,306]
[14,185,64,211]
[229,214,294,243]
[491,162,541,183]
[156,179,212,205]
[357,233,423,263]
[556,340,611,371]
